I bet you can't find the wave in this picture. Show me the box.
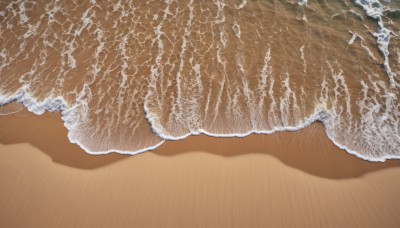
[1,0,399,161]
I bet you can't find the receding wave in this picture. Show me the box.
[1,0,399,161]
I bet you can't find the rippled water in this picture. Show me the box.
[0,0,399,161]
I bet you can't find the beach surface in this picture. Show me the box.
[1,109,400,228]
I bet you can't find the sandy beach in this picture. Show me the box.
[1,1,400,227]
[1,108,400,228]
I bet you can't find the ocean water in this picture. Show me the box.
[0,0,399,161]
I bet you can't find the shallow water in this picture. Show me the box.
[0,0,399,161]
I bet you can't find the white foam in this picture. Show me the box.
[145,100,400,162]
[0,88,165,155]
[299,45,307,73]
[257,47,272,111]
[2,0,400,162]
[232,21,241,39]
[348,31,379,62]
[347,31,358,45]
[236,0,247,9]
[213,0,226,24]
[355,0,395,85]
[267,79,278,127]
[355,0,383,19]
[348,9,364,20]
[298,0,308,6]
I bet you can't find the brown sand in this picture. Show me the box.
[1,108,400,227]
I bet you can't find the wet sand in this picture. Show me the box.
[1,108,400,227]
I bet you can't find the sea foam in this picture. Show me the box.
[0,0,399,161]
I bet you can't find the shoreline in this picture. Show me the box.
[1,100,397,162]
[1,106,400,178]
[1,109,400,227]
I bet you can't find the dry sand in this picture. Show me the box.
[1,107,400,228]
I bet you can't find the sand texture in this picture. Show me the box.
[1,109,400,228]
